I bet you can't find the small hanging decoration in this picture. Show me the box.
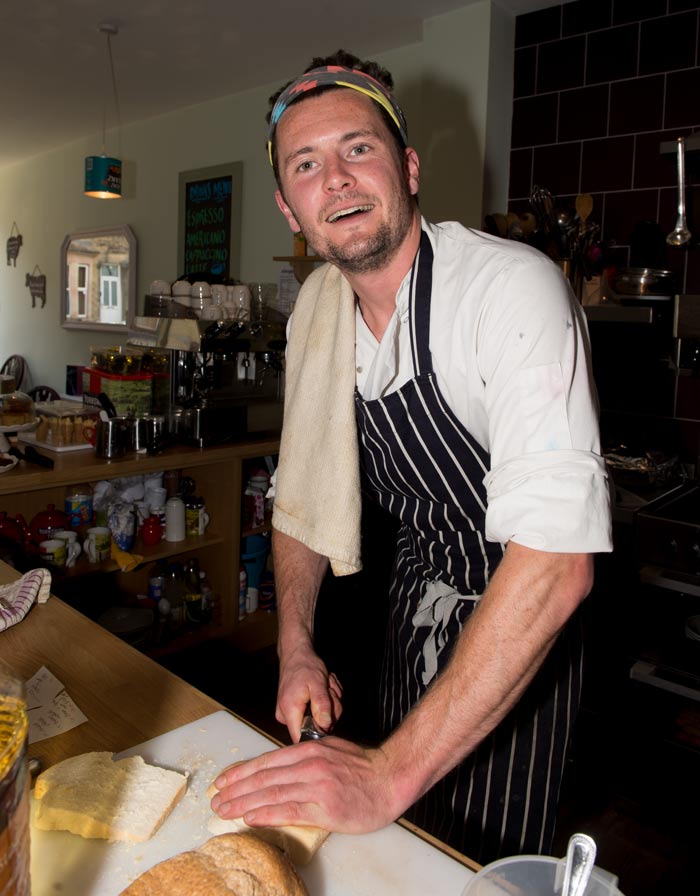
[6,222,22,266]
[26,265,46,308]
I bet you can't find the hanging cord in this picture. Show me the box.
[106,31,122,158]
[98,25,122,157]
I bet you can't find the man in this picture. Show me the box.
[211,50,612,864]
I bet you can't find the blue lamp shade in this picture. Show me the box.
[84,155,122,199]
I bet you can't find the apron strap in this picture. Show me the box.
[412,579,480,686]
[408,229,435,377]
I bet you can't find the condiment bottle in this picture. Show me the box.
[164,563,185,634]
[183,558,202,628]
[199,570,214,624]
[165,496,186,542]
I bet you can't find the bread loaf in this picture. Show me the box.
[119,832,308,896]
[33,751,188,842]
[207,763,329,865]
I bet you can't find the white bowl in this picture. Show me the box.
[172,280,191,297]
[191,281,211,299]
[149,279,171,296]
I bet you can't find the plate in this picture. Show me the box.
[0,417,40,434]
[0,452,19,474]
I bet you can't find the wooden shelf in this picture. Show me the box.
[0,438,280,650]
[228,608,278,653]
[145,622,223,659]
[52,530,225,578]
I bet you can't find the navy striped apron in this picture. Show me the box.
[354,230,582,865]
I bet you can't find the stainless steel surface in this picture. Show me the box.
[609,267,676,297]
[300,713,326,741]
[632,482,700,702]
[667,136,692,248]
[561,833,597,896]
[94,415,129,458]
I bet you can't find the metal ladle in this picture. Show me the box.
[667,136,692,247]
[561,832,597,896]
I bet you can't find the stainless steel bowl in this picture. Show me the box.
[609,267,676,297]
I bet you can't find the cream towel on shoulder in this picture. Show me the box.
[272,262,362,575]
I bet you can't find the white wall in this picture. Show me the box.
[0,1,513,390]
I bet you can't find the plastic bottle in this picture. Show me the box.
[183,558,202,628]
[239,565,247,619]
[165,562,186,634]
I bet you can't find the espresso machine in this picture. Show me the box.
[166,319,285,446]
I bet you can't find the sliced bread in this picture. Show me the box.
[206,763,329,865]
[34,751,188,842]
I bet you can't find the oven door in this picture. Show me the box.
[630,566,700,701]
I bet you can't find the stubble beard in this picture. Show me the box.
[291,185,415,276]
[322,216,408,274]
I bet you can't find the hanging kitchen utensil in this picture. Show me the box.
[575,194,593,234]
[530,185,555,234]
[667,136,692,247]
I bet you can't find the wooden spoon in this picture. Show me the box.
[575,194,593,232]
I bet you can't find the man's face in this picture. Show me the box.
[273,90,419,275]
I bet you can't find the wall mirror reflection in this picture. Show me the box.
[61,224,137,332]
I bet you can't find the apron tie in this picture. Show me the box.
[412,580,480,686]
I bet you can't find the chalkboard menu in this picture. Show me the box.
[177,162,242,280]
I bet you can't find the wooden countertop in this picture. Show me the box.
[0,434,281,496]
[0,560,479,872]
[0,560,225,768]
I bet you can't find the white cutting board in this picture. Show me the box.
[30,710,475,895]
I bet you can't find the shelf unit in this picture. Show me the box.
[272,255,322,284]
[0,437,279,656]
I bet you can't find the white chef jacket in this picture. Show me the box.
[355,220,612,554]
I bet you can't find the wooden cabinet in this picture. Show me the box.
[0,437,279,655]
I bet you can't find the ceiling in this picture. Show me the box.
[0,0,563,170]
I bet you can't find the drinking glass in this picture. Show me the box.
[0,671,30,895]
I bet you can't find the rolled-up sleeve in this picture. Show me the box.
[484,450,612,552]
[472,249,612,554]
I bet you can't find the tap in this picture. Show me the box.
[256,351,284,388]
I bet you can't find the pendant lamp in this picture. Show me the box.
[85,23,122,199]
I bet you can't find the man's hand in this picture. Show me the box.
[210,737,401,834]
[276,640,343,742]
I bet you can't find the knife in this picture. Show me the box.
[299,708,326,742]
[9,444,54,469]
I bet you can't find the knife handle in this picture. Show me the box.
[24,445,54,469]
[299,714,325,741]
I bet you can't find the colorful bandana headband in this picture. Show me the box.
[267,65,409,166]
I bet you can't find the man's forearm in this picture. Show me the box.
[272,528,337,735]
[381,542,593,815]
[272,528,329,655]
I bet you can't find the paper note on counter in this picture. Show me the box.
[26,665,88,743]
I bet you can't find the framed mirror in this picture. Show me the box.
[61,224,137,332]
